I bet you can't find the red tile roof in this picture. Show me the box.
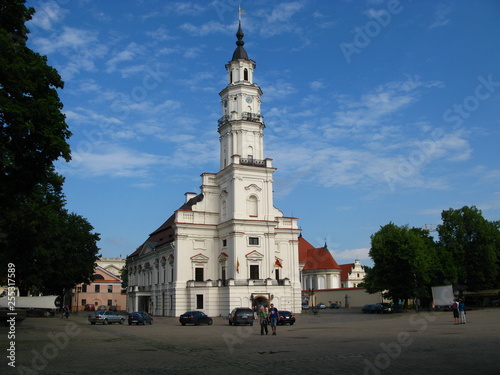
[340,263,354,280]
[299,235,341,271]
[298,236,316,263]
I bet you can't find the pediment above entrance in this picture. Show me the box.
[190,253,209,263]
[245,250,264,260]
[218,252,229,262]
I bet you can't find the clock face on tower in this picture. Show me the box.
[246,96,253,104]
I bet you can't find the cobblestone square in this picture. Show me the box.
[2,308,499,374]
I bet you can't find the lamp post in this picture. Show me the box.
[75,286,81,314]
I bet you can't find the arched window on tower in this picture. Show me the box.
[244,68,248,81]
[247,195,258,217]
[230,71,233,83]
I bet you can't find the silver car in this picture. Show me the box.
[88,310,125,325]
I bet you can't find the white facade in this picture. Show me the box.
[127,22,301,317]
[341,259,366,288]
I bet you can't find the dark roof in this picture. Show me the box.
[128,194,204,258]
[231,20,249,61]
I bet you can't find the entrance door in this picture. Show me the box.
[253,296,269,311]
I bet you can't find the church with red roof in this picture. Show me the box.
[299,234,366,291]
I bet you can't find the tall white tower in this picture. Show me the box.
[218,21,264,169]
[215,21,300,297]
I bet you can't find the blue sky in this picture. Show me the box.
[25,0,500,266]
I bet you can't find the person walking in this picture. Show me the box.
[268,303,279,336]
[259,305,268,335]
[452,299,460,325]
[458,299,466,324]
[62,305,70,319]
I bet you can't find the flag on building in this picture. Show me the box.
[275,258,283,268]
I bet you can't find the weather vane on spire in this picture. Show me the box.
[238,4,246,22]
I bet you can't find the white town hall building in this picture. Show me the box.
[126,21,302,317]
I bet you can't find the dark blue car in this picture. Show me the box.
[179,311,213,326]
[128,311,153,325]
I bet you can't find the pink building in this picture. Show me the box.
[73,264,126,312]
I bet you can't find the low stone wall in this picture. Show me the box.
[304,287,384,308]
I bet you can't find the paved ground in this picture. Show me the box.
[1,307,499,375]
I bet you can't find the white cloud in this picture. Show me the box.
[265,77,470,193]
[180,21,227,36]
[332,78,440,127]
[29,1,68,30]
[146,27,176,41]
[34,26,98,54]
[262,80,298,101]
[257,2,305,37]
[310,81,325,91]
[265,2,304,23]
[61,143,165,178]
[331,248,371,263]
[106,43,143,73]
[166,2,207,16]
[429,4,452,30]
[32,26,107,79]
[65,107,123,126]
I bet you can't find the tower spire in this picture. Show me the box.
[231,21,248,61]
[232,6,248,61]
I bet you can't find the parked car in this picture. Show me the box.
[109,305,118,311]
[84,304,95,311]
[228,307,254,326]
[316,303,327,309]
[362,304,377,313]
[330,303,340,309]
[278,311,296,325]
[128,311,153,325]
[97,305,107,311]
[88,310,125,325]
[179,311,213,326]
[374,303,393,314]
[302,303,310,310]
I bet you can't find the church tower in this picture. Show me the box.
[214,20,301,310]
[218,20,264,169]
[127,19,302,317]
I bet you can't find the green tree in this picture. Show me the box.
[365,223,438,306]
[0,0,71,205]
[120,261,128,289]
[0,0,100,296]
[438,206,500,292]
